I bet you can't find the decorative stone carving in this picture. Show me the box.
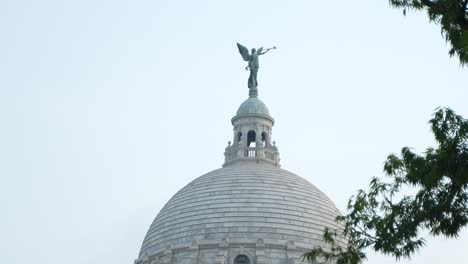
[160,246,173,264]
[255,239,266,264]
[189,241,199,264]
[286,241,299,264]
[216,239,229,264]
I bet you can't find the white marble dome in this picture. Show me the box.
[135,94,344,264]
[137,163,342,264]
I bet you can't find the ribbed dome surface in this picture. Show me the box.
[236,97,271,117]
[139,162,342,257]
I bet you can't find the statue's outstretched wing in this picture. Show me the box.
[257,47,263,54]
[237,43,250,61]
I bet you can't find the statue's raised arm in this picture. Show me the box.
[236,42,275,96]
[258,46,276,55]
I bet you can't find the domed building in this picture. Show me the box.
[135,74,343,264]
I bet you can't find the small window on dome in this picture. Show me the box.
[234,255,250,264]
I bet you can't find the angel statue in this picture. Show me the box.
[237,43,276,91]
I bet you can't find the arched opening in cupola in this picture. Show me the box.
[236,132,242,143]
[247,130,256,147]
[261,132,267,146]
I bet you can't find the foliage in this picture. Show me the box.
[303,108,468,264]
[389,0,468,65]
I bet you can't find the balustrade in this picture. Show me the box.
[224,145,279,166]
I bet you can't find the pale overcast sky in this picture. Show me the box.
[0,1,467,264]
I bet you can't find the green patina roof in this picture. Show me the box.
[236,97,271,116]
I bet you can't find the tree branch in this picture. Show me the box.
[355,225,378,241]
[420,0,447,14]
[420,0,441,8]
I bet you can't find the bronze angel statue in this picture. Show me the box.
[237,43,276,90]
